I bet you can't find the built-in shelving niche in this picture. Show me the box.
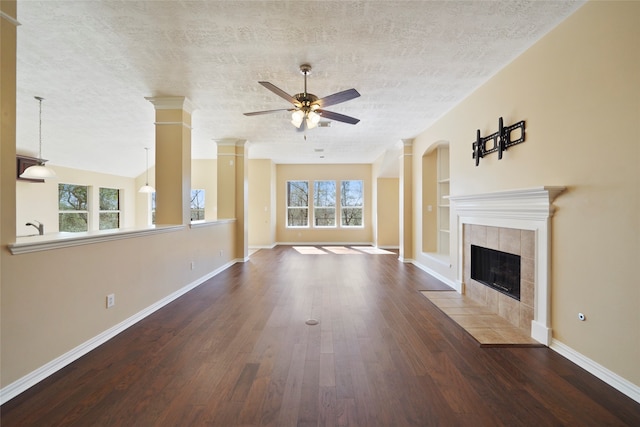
[436,146,450,255]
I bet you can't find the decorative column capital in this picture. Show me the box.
[145,96,194,114]
[215,138,246,147]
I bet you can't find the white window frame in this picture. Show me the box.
[58,183,90,232]
[286,180,309,228]
[98,187,121,230]
[340,180,364,228]
[313,180,336,228]
[190,189,205,222]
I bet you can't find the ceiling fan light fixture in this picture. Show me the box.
[306,110,321,129]
[246,64,360,129]
[291,110,304,128]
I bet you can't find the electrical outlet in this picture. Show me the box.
[219,250,223,257]
[190,261,195,270]
[106,294,115,308]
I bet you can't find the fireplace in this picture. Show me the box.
[471,245,521,300]
[449,187,565,345]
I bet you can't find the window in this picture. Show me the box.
[191,189,205,221]
[59,184,89,232]
[340,180,364,227]
[151,192,156,225]
[314,180,336,227]
[286,180,309,227]
[99,187,120,230]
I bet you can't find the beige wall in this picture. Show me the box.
[412,1,639,386]
[376,178,399,248]
[1,223,236,388]
[17,166,138,235]
[6,161,232,392]
[248,159,276,247]
[276,164,373,244]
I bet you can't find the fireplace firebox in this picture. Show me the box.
[471,245,521,300]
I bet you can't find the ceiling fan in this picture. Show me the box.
[244,64,360,130]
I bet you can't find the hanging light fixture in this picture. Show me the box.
[20,96,57,180]
[291,105,321,130]
[138,147,155,193]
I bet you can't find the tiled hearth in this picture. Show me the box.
[421,290,540,346]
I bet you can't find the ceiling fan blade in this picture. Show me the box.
[244,108,293,116]
[318,109,360,125]
[258,81,299,105]
[315,88,360,108]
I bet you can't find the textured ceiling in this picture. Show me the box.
[14,0,584,178]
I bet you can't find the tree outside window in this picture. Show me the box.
[191,189,205,221]
[340,180,363,227]
[314,180,336,227]
[287,180,309,227]
[59,184,89,232]
[151,192,156,225]
[99,187,120,230]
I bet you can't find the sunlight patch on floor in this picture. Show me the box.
[352,247,395,255]
[322,246,364,255]
[292,246,395,255]
[293,246,328,255]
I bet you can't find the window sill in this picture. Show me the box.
[9,225,185,255]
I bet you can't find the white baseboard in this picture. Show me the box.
[550,339,640,404]
[531,320,551,346]
[410,260,459,291]
[248,244,277,249]
[0,260,238,405]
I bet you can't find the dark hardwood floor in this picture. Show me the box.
[2,246,639,426]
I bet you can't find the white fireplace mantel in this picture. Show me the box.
[448,186,566,345]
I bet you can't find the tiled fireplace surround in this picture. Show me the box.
[463,224,535,333]
[449,187,565,345]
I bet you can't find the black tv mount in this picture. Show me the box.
[472,117,526,166]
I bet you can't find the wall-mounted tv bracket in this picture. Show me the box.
[472,117,526,166]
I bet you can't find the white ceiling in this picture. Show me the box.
[14,0,584,178]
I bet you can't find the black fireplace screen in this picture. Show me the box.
[470,245,521,300]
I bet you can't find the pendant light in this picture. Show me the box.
[20,96,57,180]
[138,147,155,193]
